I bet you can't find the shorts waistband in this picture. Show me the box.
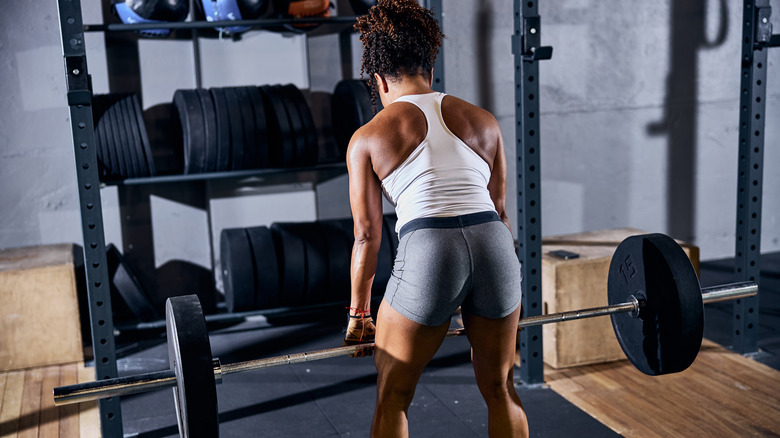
[398,211,501,239]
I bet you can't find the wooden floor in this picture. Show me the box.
[545,339,780,437]
[0,362,99,438]
[2,339,779,437]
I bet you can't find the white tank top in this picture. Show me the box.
[381,92,496,234]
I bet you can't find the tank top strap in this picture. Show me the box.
[392,92,445,140]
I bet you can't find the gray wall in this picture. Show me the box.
[0,0,778,276]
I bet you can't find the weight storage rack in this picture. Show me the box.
[56,1,443,435]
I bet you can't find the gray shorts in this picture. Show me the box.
[383,211,523,326]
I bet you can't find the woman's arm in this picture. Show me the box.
[346,134,384,314]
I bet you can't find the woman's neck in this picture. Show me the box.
[379,74,434,106]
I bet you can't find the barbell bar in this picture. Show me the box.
[53,281,756,407]
[52,233,761,438]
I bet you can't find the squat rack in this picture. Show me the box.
[513,0,778,384]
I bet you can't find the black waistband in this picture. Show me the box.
[398,211,501,239]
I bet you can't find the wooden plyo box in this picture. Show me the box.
[541,228,699,369]
[0,244,84,371]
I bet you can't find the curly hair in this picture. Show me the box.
[354,0,444,102]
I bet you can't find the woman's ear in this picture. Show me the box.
[374,73,389,94]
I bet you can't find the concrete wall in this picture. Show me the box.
[0,0,778,274]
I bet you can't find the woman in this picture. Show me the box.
[344,1,528,437]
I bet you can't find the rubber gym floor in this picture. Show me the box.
[111,253,780,437]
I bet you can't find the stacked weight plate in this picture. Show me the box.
[331,79,382,157]
[220,215,398,313]
[173,84,317,174]
[93,93,157,180]
[106,244,158,323]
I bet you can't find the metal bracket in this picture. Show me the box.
[755,0,773,45]
[65,55,91,106]
[512,16,553,62]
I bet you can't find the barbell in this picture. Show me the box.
[53,233,758,437]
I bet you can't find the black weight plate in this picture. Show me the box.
[318,220,352,303]
[173,90,207,174]
[222,87,246,170]
[105,98,132,179]
[119,96,145,178]
[608,233,704,376]
[106,244,158,322]
[209,88,232,172]
[166,295,219,438]
[96,94,128,179]
[94,107,115,180]
[259,85,295,167]
[92,94,114,179]
[220,228,255,312]
[270,223,307,306]
[116,95,142,178]
[103,97,126,180]
[246,226,281,309]
[245,86,270,168]
[297,223,329,304]
[373,217,392,295]
[283,84,318,166]
[233,87,258,170]
[274,85,306,166]
[331,79,370,157]
[130,94,157,176]
[196,89,218,173]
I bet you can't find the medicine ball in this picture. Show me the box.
[124,0,189,22]
[348,0,376,15]
[237,0,271,18]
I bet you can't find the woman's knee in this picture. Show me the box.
[377,378,417,410]
[475,373,516,402]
